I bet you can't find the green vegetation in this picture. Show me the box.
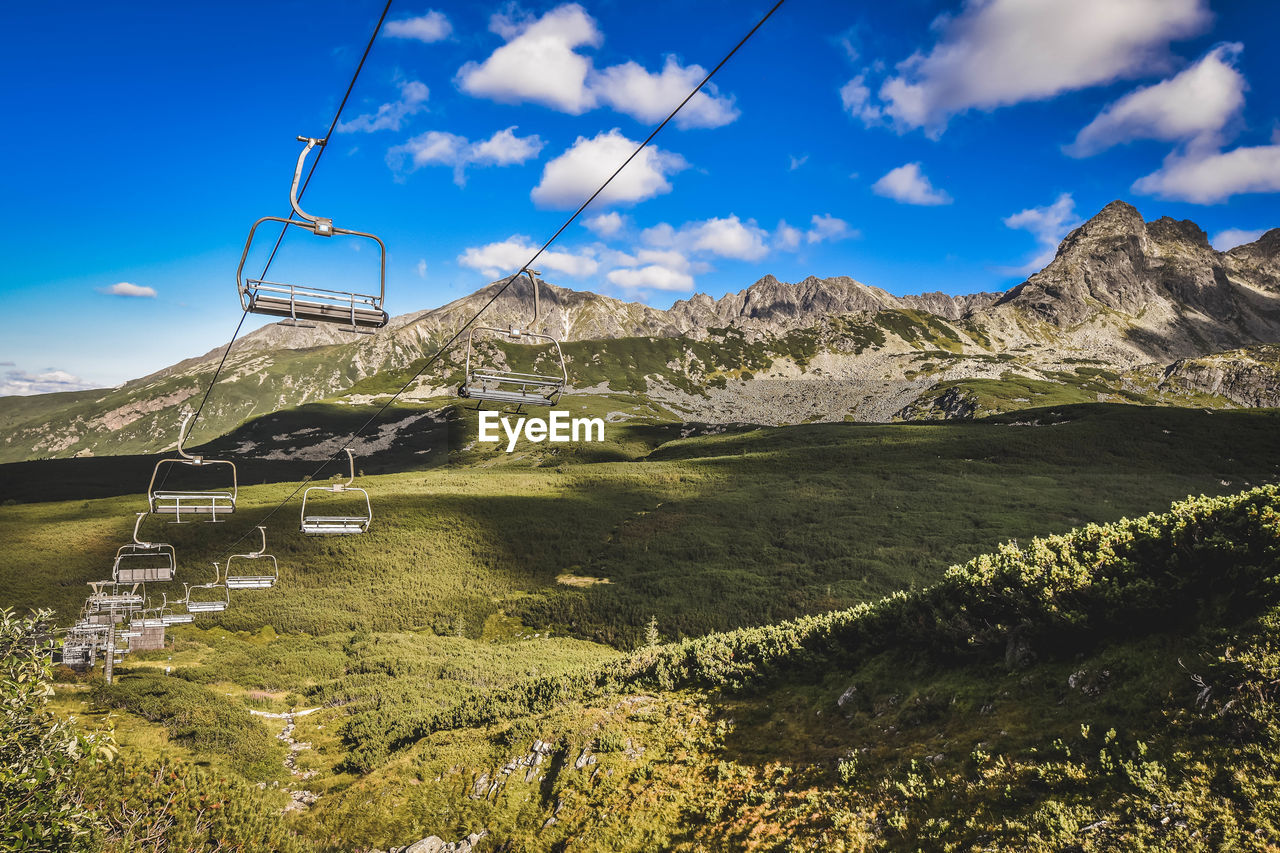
[0,609,114,852]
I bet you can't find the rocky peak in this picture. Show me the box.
[1147,216,1211,250]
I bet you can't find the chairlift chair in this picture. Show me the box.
[86,581,143,614]
[237,136,388,333]
[300,449,372,535]
[159,593,195,626]
[113,513,177,582]
[184,566,230,614]
[147,413,238,521]
[458,269,567,408]
[224,526,279,589]
[60,641,94,667]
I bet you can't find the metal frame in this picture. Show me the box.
[236,136,388,332]
[184,566,230,614]
[159,593,194,625]
[458,269,567,408]
[147,413,238,521]
[113,512,177,582]
[86,581,143,614]
[301,449,372,535]
[224,526,279,589]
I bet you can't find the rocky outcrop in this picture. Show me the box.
[1160,345,1280,407]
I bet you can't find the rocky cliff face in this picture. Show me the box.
[1160,345,1280,408]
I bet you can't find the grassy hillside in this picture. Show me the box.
[6,406,1279,850]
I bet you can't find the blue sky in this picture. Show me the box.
[2,0,1278,392]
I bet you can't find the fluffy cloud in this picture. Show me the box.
[456,4,740,129]
[456,4,601,113]
[387,126,543,185]
[0,367,99,396]
[606,264,694,292]
[458,236,598,279]
[584,212,626,238]
[416,259,427,278]
[1066,43,1246,157]
[1211,228,1268,251]
[871,163,952,205]
[337,80,429,133]
[1132,144,1280,204]
[806,214,855,244]
[531,129,687,208]
[640,215,769,261]
[1001,192,1082,274]
[101,282,156,298]
[875,0,1209,134]
[774,220,804,251]
[384,11,452,42]
[592,56,738,128]
[788,154,808,171]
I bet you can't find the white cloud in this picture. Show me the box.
[388,126,543,185]
[1066,43,1246,157]
[592,56,738,128]
[1133,143,1280,203]
[416,259,428,278]
[806,214,855,244]
[531,129,687,208]
[458,236,598,279]
[0,367,98,396]
[839,74,881,122]
[1001,192,1082,274]
[640,215,769,261]
[456,4,740,129]
[606,264,694,292]
[584,212,625,238]
[788,154,808,171]
[871,162,952,205]
[1211,228,1267,251]
[102,282,156,298]
[457,4,601,114]
[876,0,1210,135]
[774,220,804,251]
[337,80,429,133]
[384,10,452,42]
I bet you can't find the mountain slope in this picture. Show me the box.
[2,202,1277,462]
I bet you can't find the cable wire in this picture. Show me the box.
[216,0,789,557]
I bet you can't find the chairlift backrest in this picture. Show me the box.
[86,581,143,614]
[300,449,372,535]
[458,269,567,408]
[224,526,279,589]
[147,413,237,521]
[236,136,388,332]
[113,513,177,582]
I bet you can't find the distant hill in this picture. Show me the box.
[1,201,1277,462]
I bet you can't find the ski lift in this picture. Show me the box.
[113,513,177,582]
[60,641,94,667]
[459,269,567,408]
[184,566,229,614]
[147,412,238,521]
[86,581,143,614]
[236,136,388,333]
[224,526,279,589]
[159,593,194,626]
[300,449,372,535]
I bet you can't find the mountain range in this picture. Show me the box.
[1,200,1277,463]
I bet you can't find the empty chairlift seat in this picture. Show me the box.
[113,513,177,583]
[147,412,237,521]
[86,581,143,616]
[224,526,279,589]
[159,593,194,626]
[184,568,229,614]
[300,449,372,535]
[237,136,388,332]
[458,269,567,408]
